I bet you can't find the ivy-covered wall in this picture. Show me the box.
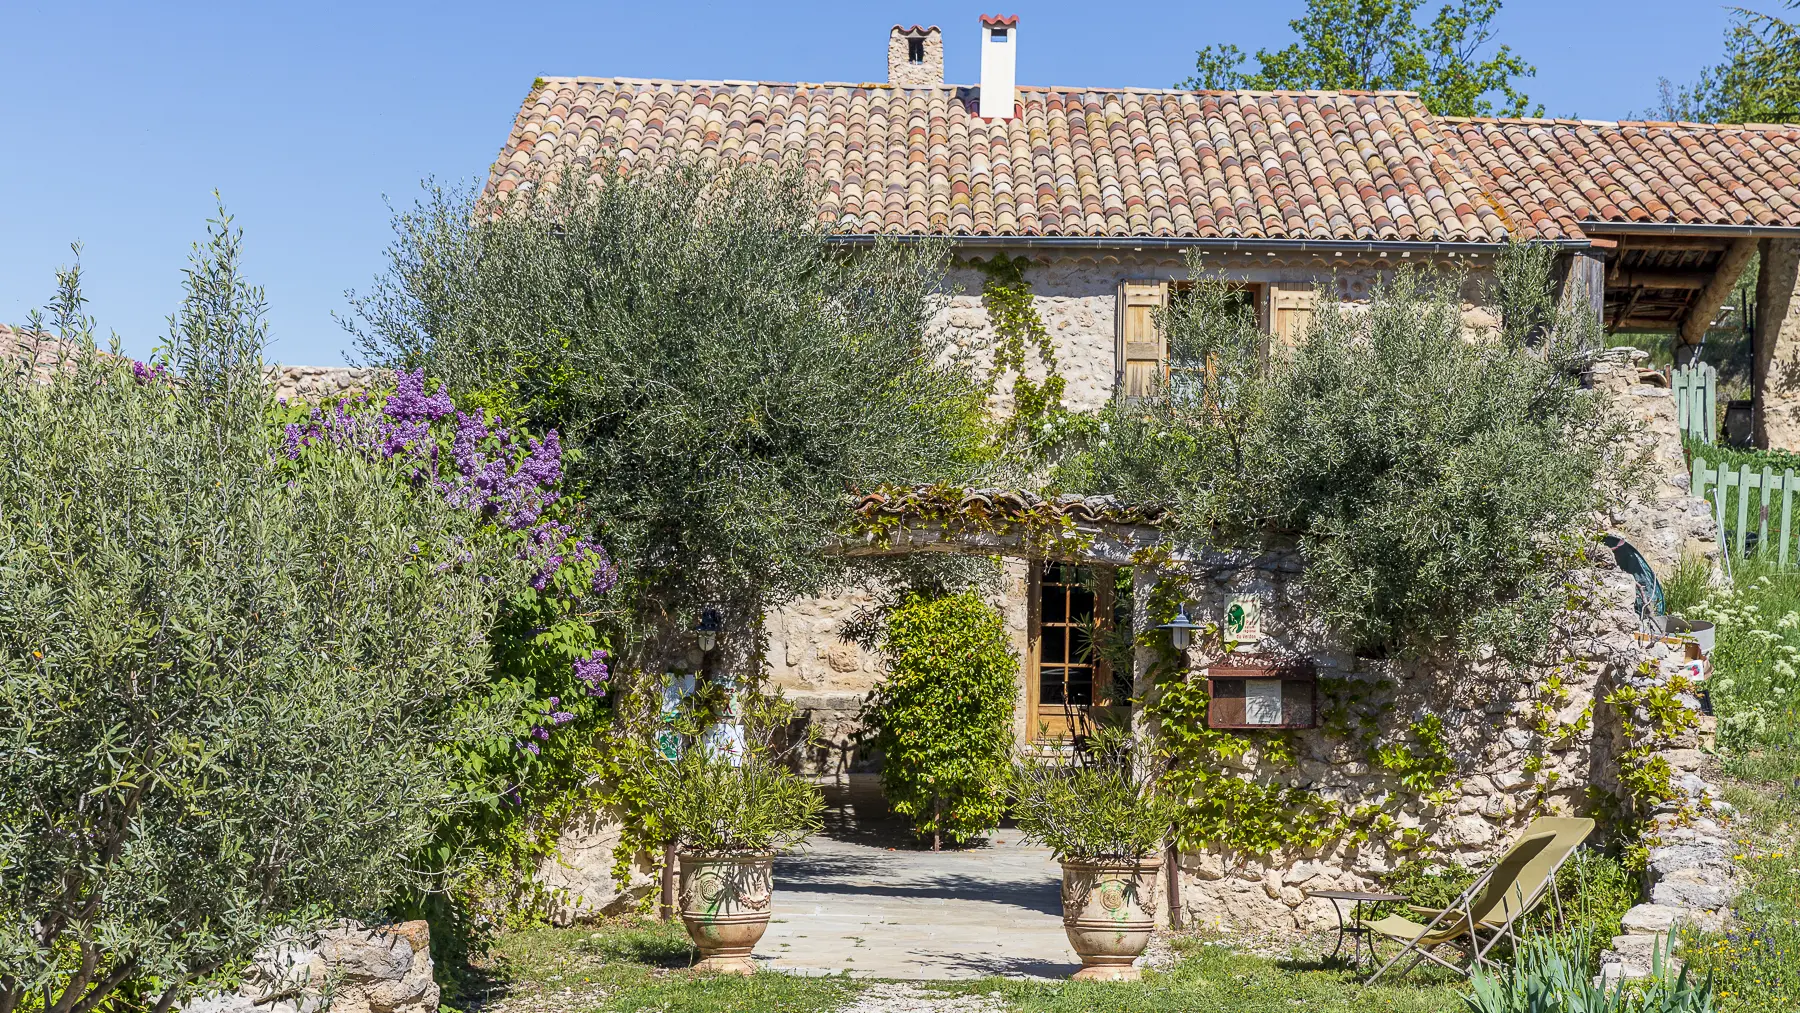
[1131,544,1645,932]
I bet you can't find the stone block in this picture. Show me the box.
[182,921,438,1013]
[1649,868,1735,910]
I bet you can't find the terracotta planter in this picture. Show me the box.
[1060,855,1163,981]
[676,852,773,974]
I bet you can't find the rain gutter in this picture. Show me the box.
[1576,220,1800,239]
[823,233,1591,254]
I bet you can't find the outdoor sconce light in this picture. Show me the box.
[1157,604,1202,651]
[694,607,723,653]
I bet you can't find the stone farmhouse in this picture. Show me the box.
[489,16,1767,933]
[488,16,1787,729]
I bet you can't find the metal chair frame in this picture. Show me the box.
[1363,846,1572,985]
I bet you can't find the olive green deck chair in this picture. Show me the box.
[1363,817,1595,984]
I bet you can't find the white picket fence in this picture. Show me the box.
[1693,454,1800,564]
[1673,363,1718,445]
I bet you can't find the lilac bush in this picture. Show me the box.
[283,367,616,606]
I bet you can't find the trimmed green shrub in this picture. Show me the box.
[866,591,1018,849]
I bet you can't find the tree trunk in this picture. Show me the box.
[660,844,677,921]
[931,793,941,852]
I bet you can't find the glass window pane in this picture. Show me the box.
[1043,588,1067,624]
[1070,623,1093,665]
[1068,586,1094,622]
[1040,667,1066,704]
[1042,627,1068,663]
[1066,667,1093,705]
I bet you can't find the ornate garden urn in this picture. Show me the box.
[676,852,774,974]
[1060,854,1164,981]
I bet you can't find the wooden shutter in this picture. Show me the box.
[1117,281,1168,398]
[1269,283,1317,347]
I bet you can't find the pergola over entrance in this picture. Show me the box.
[832,485,1187,741]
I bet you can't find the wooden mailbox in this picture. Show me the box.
[1205,656,1318,730]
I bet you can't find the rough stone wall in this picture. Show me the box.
[534,806,660,925]
[765,559,1031,776]
[1135,545,1644,932]
[1589,347,1719,580]
[930,253,1499,417]
[1755,238,1800,450]
[267,364,387,403]
[182,921,438,1013]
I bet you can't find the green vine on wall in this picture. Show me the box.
[969,256,1066,442]
[1597,667,1704,866]
[1138,578,1443,859]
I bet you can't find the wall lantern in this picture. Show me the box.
[694,607,724,653]
[1157,604,1203,651]
[1205,657,1318,730]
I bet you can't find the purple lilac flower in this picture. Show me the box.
[532,726,550,741]
[573,648,610,697]
[522,741,540,756]
[551,711,574,725]
[131,360,170,383]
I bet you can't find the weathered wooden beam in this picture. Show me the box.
[1561,250,1606,329]
[1614,270,1712,290]
[827,520,1175,566]
[1613,316,1682,331]
[1678,237,1760,345]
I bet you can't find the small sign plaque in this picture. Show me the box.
[1224,595,1264,646]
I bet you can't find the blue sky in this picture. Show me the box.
[0,1,1756,365]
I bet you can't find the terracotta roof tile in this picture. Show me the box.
[490,79,1524,242]
[490,78,1800,244]
[1443,118,1800,234]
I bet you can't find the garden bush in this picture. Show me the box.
[0,215,531,1013]
[1010,729,1176,862]
[865,591,1019,849]
[1051,244,1620,660]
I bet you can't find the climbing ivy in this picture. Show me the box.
[970,256,1066,446]
[1375,714,1459,804]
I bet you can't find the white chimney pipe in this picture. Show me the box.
[978,15,1017,119]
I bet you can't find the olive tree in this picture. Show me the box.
[347,161,988,637]
[0,214,523,1013]
[1052,245,1620,660]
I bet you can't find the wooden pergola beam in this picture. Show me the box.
[1678,237,1760,345]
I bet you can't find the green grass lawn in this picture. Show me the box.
[462,921,1467,1013]
[924,939,1465,1013]
[464,920,864,1013]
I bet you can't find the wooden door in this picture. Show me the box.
[1027,562,1121,742]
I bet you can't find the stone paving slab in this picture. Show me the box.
[755,786,1081,980]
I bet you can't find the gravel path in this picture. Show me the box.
[836,983,1010,1012]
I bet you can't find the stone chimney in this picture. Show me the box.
[888,25,943,87]
[978,15,1017,119]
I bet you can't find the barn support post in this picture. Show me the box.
[1755,239,1800,450]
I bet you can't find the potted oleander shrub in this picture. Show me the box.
[1011,730,1177,981]
[646,745,823,974]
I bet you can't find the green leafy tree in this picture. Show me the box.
[866,592,1019,850]
[349,161,988,640]
[1645,4,1800,123]
[1182,0,1541,117]
[1051,245,1620,660]
[0,214,524,1013]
